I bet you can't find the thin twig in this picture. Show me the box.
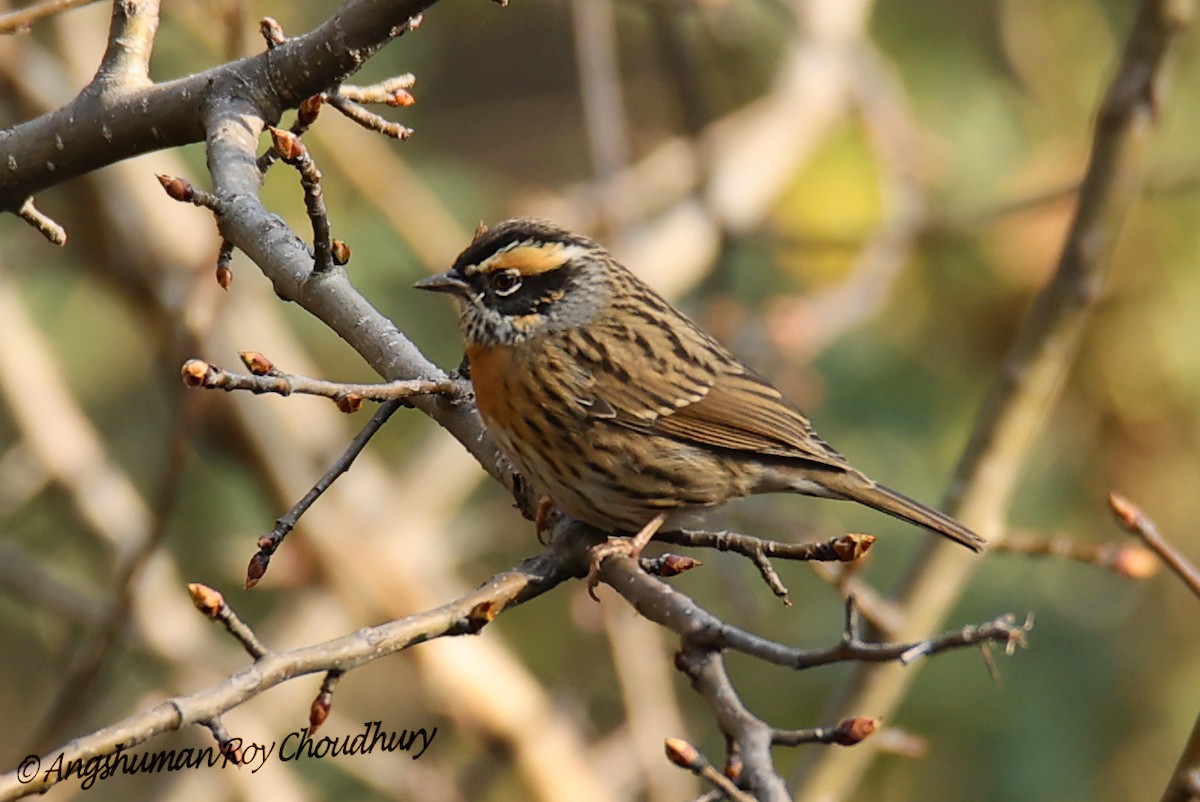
[0,0,100,34]
[156,174,225,212]
[1109,493,1200,599]
[675,648,789,802]
[199,717,242,764]
[215,238,235,289]
[664,738,757,802]
[268,128,335,273]
[16,197,66,245]
[598,557,1029,671]
[808,561,907,638]
[308,670,343,735]
[187,584,270,659]
[659,530,876,606]
[338,74,417,105]
[0,544,575,798]
[246,399,405,587]
[663,530,875,563]
[326,94,413,139]
[993,530,1160,580]
[772,716,881,747]
[180,357,460,405]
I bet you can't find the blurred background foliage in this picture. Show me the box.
[0,0,1198,800]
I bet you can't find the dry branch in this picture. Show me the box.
[0,540,577,799]
[0,0,435,215]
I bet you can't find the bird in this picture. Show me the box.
[415,218,985,555]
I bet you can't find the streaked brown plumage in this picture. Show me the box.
[415,218,984,552]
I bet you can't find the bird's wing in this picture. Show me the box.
[568,320,850,471]
[647,369,849,469]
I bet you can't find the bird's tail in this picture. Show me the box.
[822,473,986,552]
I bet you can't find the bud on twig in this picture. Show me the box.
[336,394,363,414]
[388,89,416,107]
[832,716,881,746]
[298,95,324,126]
[331,239,351,265]
[181,359,211,387]
[260,17,286,47]
[832,534,875,561]
[156,174,193,202]
[187,583,225,618]
[246,552,270,589]
[664,737,700,769]
[268,127,306,162]
[309,692,332,734]
[239,351,275,376]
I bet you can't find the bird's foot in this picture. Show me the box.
[534,496,555,544]
[586,513,668,601]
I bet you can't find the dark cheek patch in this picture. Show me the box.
[494,272,568,318]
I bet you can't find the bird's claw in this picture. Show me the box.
[585,513,667,601]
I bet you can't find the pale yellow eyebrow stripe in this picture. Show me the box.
[478,243,588,277]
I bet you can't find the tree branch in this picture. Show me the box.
[0,0,436,214]
[0,536,579,799]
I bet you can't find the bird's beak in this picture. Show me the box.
[414,271,470,296]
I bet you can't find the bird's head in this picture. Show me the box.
[415,218,613,347]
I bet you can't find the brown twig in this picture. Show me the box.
[675,648,789,802]
[255,95,321,174]
[807,561,908,639]
[993,530,1160,580]
[1109,493,1200,599]
[187,583,269,659]
[338,74,417,106]
[600,556,1028,671]
[662,530,875,563]
[664,737,757,802]
[1,0,439,217]
[180,357,461,405]
[659,530,875,607]
[16,197,66,245]
[215,238,235,289]
[199,717,243,765]
[773,716,881,747]
[246,399,407,588]
[325,94,414,140]
[156,174,225,212]
[0,540,577,798]
[268,128,335,273]
[308,670,343,735]
[0,0,100,34]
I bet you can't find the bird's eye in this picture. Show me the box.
[491,270,522,296]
